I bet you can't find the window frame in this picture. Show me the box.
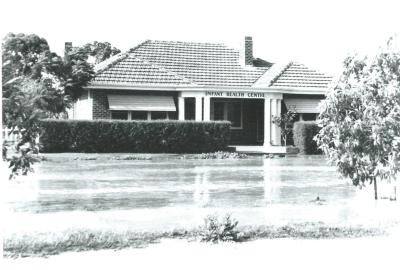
[110,110,177,121]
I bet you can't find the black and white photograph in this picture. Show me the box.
[1,0,400,269]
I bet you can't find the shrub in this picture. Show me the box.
[200,214,239,243]
[293,121,322,154]
[181,151,248,159]
[39,120,231,153]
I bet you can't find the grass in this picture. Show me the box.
[40,152,249,162]
[238,222,385,240]
[3,222,385,258]
[4,229,194,258]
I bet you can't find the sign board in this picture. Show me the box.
[205,91,267,98]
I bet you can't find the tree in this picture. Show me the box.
[2,33,51,83]
[2,33,94,179]
[61,45,96,100]
[272,108,297,146]
[316,36,400,200]
[82,41,121,64]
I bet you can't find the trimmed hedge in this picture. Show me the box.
[293,121,322,155]
[39,119,231,153]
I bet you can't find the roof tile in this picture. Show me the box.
[269,62,333,89]
[93,40,269,87]
[92,40,333,90]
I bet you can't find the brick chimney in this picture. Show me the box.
[64,42,72,60]
[244,36,253,66]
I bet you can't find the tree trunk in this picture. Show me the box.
[373,177,378,200]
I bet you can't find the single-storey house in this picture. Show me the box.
[70,37,333,153]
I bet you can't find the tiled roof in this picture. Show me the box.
[269,62,333,89]
[253,62,291,87]
[91,40,333,90]
[93,55,192,86]
[92,40,269,87]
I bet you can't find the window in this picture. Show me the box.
[184,98,195,120]
[213,102,225,121]
[111,110,177,121]
[303,113,317,121]
[111,111,128,120]
[227,102,242,128]
[151,111,167,120]
[131,111,148,120]
[212,100,242,129]
[168,111,178,120]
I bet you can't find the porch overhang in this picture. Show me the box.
[284,98,322,113]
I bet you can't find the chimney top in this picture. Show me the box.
[244,36,253,66]
[64,42,73,60]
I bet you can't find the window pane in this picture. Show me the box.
[111,111,128,120]
[184,98,195,120]
[131,111,148,120]
[303,113,317,121]
[151,111,167,120]
[168,111,178,120]
[227,102,242,127]
[213,102,225,121]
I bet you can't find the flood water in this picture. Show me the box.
[4,155,400,233]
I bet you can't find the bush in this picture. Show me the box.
[181,151,248,159]
[293,121,322,154]
[39,120,231,153]
[200,214,239,243]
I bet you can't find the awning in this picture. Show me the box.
[284,99,322,113]
[107,95,176,111]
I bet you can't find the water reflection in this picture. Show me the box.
[5,156,400,234]
[263,158,281,204]
[193,168,210,207]
[5,156,363,214]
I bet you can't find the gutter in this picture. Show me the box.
[85,84,328,95]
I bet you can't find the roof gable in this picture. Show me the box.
[269,62,333,89]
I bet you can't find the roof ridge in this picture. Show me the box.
[94,40,151,74]
[128,39,151,53]
[145,39,228,47]
[132,55,196,85]
[252,61,292,87]
[290,61,334,77]
[268,61,293,86]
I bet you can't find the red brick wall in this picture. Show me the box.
[92,90,110,119]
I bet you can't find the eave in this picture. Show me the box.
[85,83,329,95]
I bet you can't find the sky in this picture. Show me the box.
[1,0,399,74]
